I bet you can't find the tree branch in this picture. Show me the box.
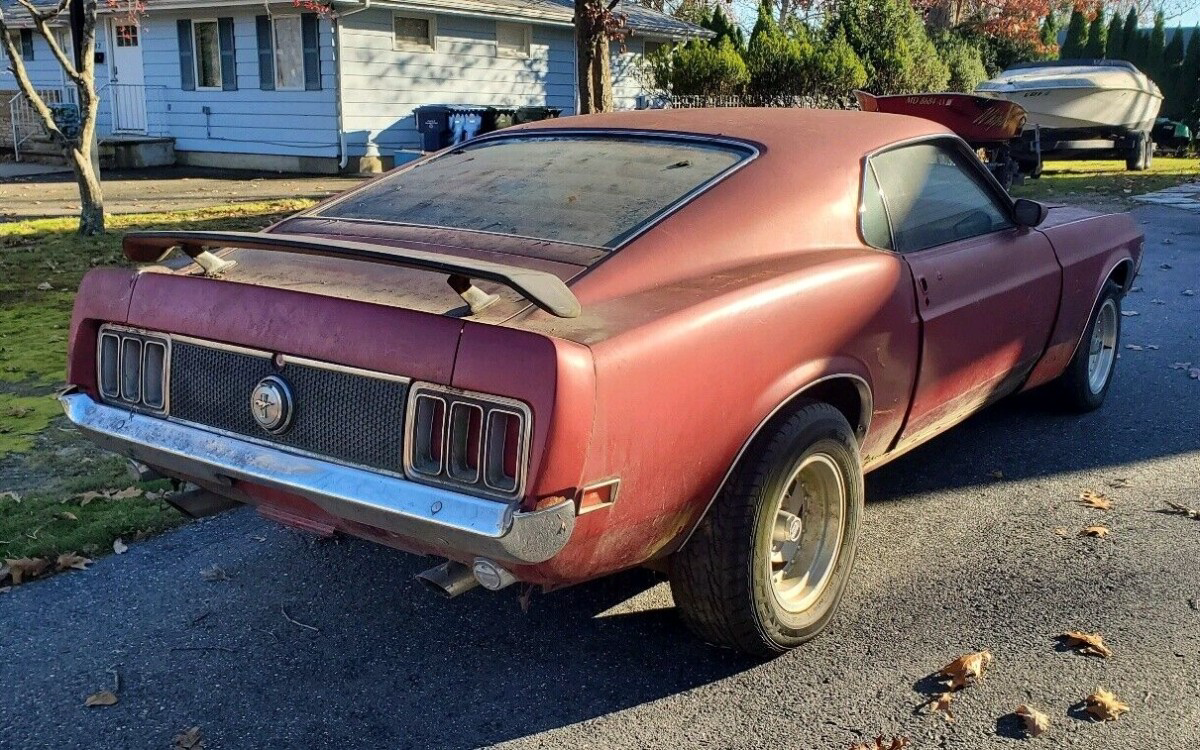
[0,17,69,146]
[15,0,70,23]
[34,17,83,82]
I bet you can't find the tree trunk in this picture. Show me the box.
[574,0,615,114]
[68,146,105,235]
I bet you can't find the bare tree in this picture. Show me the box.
[1,0,105,234]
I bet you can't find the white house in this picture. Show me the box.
[1,0,702,172]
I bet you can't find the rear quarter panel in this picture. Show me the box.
[1024,208,1143,389]
[518,249,919,584]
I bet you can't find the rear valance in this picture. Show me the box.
[122,230,582,318]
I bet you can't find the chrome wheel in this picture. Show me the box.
[1087,298,1118,394]
[768,453,846,614]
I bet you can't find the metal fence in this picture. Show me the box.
[8,86,76,161]
[644,93,859,111]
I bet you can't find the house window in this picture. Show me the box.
[18,29,35,60]
[495,22,530,58]
[394,15,434,50]
[193,20,222,89]
[115,24,137,47]
[54,27,72,54]
[272,16,304,89]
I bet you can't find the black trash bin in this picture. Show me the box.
[414,105,451,151]
[514,106,562,124]
[483,106,518,133]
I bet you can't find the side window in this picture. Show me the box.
[870,142,1013,253]
[860,164,891,250]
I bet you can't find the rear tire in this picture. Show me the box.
[670,401,864,657]
[1126,134,1152,171]
[1052,281,1122,412]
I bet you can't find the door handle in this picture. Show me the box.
[917,276,930,306]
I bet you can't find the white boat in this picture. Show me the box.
[976,60,1163,136]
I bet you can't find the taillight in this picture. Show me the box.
[96,324,170,414]
[404,383,530,501]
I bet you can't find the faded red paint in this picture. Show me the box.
[64,109,1143,587]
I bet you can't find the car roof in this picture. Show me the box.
[512,107,956,158]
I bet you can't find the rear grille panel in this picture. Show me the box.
[169,342,409,474]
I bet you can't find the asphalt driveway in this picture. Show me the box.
[1,204,1198,749]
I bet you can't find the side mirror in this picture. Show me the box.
[1013,198,1048,228]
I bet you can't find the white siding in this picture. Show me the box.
[339,8,576,157]
[137,8,338,157]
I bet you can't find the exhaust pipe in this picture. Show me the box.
[416,560,479,598]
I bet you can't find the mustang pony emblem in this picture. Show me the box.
[250,376,293,434]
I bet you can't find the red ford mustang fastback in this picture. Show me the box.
[62,109,1142,656]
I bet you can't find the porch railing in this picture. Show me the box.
[7,86,76,161]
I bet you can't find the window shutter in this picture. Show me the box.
[177,20,195,91]
[20,29,34,60]
[218,17,237,91]
[301,14,321,90]
[255,15,275,90]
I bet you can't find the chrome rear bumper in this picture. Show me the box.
[59,391,574,564]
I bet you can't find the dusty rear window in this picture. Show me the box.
[314,135,752,248]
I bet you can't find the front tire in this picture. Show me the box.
[1053,281,1122,412]
[670,401,864,657]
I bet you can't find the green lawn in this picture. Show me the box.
[0,199,314,572]
[1011,157,1200,205]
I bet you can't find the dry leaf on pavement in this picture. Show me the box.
[920,691,955,722]
[173,726,204,750]
[937,650,993,689]
[1084,689,1129,721]
[1107,477,1131,489]
[1161,501,1200,519]
[1077,490,1113,510]
[1080,525,1110,538]
[3,557,50,585]
[84,691,118,707]
[1058,631,1113,658]
[112,539,128,555]
[850,737,909,750]
[55,553,93,572]
[1015,704,1050,737]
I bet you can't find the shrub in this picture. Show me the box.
[934,33,988,92]
[1083,9,1107,59]
[812,29,867,97]
[833,0,949,94]
[1060,10,1088,58]
[649,37,749,97]
[745,1,817,100]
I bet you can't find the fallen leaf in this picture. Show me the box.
[1059,630,1113,658]
[1161,501,1200,519]
[1080,525,1110,538]
[1146,345,1159,350]
[108,487,143,500]
[36,281,52,291]
[84,690,118,707]
[200,565,230,582]
[1190,368,1200,380]
[1160,263,1173,269]
[54,511,78,521]
[5,406,32,418]
[1170,362,1193,370]
[1084,689,1129,721]
[921,691,955,721]
[55,553,93,572]
[0,490,20,503]
[1120,310,1139,317]
[1183,289,1195,296]
[1015,704,1050,737]
[75,491,106,506]
[1151,298,1166,305]
[850,738,909,750]
[1077,490,1113,510]
[1107,478,1131,489]
[1125,344,1143,351]
[112,539,128,555]
[1053,526,1071,537]
[988,469,1004,479]
[3,557,50,585]
[173,726,204,750]
[937,650,993,689]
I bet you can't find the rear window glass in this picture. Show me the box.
[314,135,751,248]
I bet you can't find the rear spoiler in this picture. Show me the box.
[122,230,582,318]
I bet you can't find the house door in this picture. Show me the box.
[110,21,147,133]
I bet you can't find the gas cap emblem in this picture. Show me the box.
[250,375,294,435]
